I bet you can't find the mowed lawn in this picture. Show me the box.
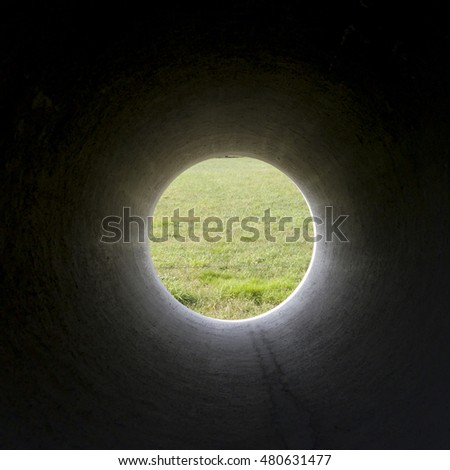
[150,157,313,320]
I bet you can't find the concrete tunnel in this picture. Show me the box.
[1,2,450,449]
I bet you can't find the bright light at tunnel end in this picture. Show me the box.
[99,157,350,322]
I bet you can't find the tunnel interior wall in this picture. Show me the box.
[1,1,450,449]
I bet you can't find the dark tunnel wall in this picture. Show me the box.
[1,1,450,449]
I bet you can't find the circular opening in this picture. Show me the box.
[149,156,314,320]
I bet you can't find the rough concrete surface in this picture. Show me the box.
[1,1,449,449]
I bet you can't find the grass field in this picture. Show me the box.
[150,157,313,320]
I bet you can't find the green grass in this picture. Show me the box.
[150,157,313,320]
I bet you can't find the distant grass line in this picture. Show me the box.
[154,264,307,268]
[150,157,313,320]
